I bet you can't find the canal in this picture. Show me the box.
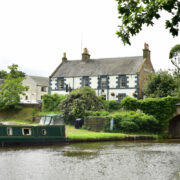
[0,140,180,180]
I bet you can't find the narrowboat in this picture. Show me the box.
[0,115,68,147]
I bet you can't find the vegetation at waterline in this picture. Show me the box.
[66,125,158,141]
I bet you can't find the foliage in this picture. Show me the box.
[120,96,179,132]
[143,71,176,97]
[0,70,7,79]
[105,111,158,133]
[101,100,121,111]
[0,64,28,110]
[60,87,104,124]
[116,0,180,45]
[84,110,109,117]
[42,94,66,112]
[169,44,180,74]
[121,96,138,111]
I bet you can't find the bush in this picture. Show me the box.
[42,94,66,112]
[101,100,121,111]
[120,96,179,132]
[105,111,158,133]
[84,110,109,117]
[60,87,104,124]
[121,96,138,111]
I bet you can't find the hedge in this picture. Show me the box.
[105,111,158,133]
[42,94,66,112]
[121,96,179,132]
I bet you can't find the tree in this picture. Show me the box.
[0,70,7,79]
[116,0,180,45]
[0,64,28,110]
[143,70,176,97]
[169,44,180,74]
[169,44,180,98]
[60,87,104,124]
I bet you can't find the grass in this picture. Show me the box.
[66,125,158,141]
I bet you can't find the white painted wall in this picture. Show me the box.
[127,75,137,88]
[109,76,117,88]
[90,76,98,89]
[50,74,138,101]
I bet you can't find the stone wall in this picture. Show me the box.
[84,117,107,132]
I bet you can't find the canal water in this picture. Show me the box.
[0,140,180,180]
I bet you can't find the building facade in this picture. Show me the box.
[49,44,154,101]
[21,76,49,103]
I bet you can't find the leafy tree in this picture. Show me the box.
[143,70,176,97]
[0,70,7,79]
[169,44,180,74]
[0,64,28,110]
[169,44,180,97]
[116,0,180,44]
[60,87,104,124]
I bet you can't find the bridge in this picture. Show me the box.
[169,102,180,138]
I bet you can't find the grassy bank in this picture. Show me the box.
[66,126,158,142]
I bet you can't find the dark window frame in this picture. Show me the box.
[100,76,108,89]
[118,75,127,88]
[57,77,65,90]
[82,76,89,87]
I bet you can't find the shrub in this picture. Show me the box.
[105,111,158,133]
[120,96,179,132]
[121,96,138,111]
[60,87,104,124]
[84,110,109,117]
[101,100,121,111]
[42,94,66,112]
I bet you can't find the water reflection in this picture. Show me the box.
[0,140,180,180]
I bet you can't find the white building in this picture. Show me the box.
[49,44,154,101]
[21,76,49,103]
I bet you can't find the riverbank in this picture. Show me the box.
[66,125,158,142]
[0,120,158,142]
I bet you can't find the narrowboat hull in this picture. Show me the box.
[0,124,68,147]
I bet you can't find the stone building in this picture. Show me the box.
[21,76,49,103]
[49,43,154,101]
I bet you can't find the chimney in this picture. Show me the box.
[143,43,150,60]
[82,48,90,61]
[62,52,67,63]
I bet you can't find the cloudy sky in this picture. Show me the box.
[0,0,179,77]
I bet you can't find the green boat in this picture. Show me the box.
[0,115,68,147]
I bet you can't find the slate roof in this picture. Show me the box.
[51,56,144,78]
[29,76,49,86]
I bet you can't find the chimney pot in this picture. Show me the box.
[62,52,67,62]
[82,48,90,61]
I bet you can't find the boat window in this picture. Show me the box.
[41,129,47,135]
[22,128,32,136]
[39,116,52,125]
[7,127,13,136]
[53,116,64,125]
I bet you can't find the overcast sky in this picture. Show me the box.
[0,0,179,77]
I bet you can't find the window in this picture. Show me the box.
[100,76,107,89]
[41,129,47,135]
[7,127,13,136]
[25,96,28,100]
[119,76,126,88]
[58,78,64,90]
[41,86,47,92]
[22,128,32,136]
[82,77,89,87]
